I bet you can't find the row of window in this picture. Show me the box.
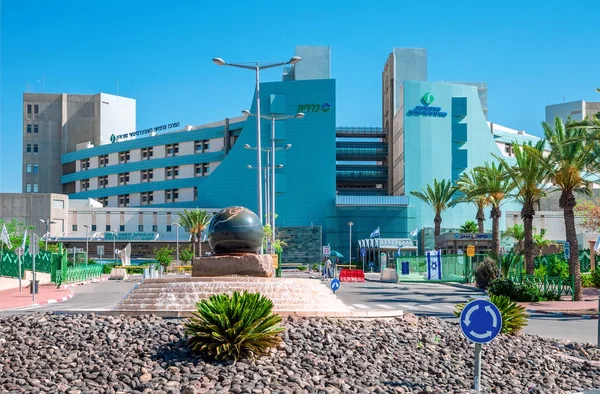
[25,124,39,133]
[25,164,39,173]
[79,140,211,169]
[26,104,39,118]
[26,144,39,153]
[92,187,199,207]
[79,164,210,190]
[25,184,39,193]
[73,224,178,232]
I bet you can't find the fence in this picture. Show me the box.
[534,249,591,273]
[396,254,471,282]
[56,265,103,285]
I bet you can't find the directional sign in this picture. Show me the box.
[330,278,340,293]
[466,245,475,257]
[360,247,366,257]
[323,246,331,256]
[564,242,570,260]
[460,299,502,344]
[97,245,104,256]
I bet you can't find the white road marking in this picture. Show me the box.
[400,304,418,310]
[375,304,394,309]
[353,304,369,309]
[421,305,441,310]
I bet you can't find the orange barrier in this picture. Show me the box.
[339,269,365,282]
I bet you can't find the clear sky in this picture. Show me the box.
[1,0,599,192]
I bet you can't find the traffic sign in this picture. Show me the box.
[97,245,104,257]
[330,278,340,293]
[564,242,570,260]
[15,246,24,257]
[460,299,502,344]
[323,246,331,256]
[466,245,475,257]
[360,247,366,257]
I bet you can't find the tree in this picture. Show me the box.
[495,140,551,274]
[535,117,598,301]
[575,198,600,232]
[410,179,458,237]
[177,209,212,258]
[180,246,194,265]
[455,170,490,233]
[459,220,478,233]
[504,224,525,251]
[0,218,34,252]
[468,163,514,255]
[155,246,175,270]
[263,224,288,254]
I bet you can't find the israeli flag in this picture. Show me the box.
[595,236,600,254]
[370,227,380,238]
[426,250,442,280]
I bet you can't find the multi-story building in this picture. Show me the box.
[22,93,135,194]
[545,100,600,124]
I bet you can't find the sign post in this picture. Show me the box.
[330,278,340,294]
[30,233,39,301]
[360,247,366,272]
[97,245,105,261]
[459,299,502,391]
[15,246,24,293]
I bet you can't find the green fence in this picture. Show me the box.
[534,249,591,273]
[56,265,103,285]
[396,254,470,282]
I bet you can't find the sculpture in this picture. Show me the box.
[207,207,264,255]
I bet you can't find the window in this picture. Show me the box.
[98,197,108,206]
[99,154,109,167]
[26,104,32,117]
[33,184,38,193]
[166,225,172,232]
[91,224,97,231]
[141,147,153,159]
[106,225,111,231]
[33,144,38,153]
[194,186,198,200]
[141,169,153,182]
[165,189,179,202]
[80,179,89,191]
[166,166,179,179]
[26,164,32,173]
[33,164,38,173]
[81,158,90,170]
[203,163,209,175]
[26,125,32,133]
[119,151,130,164]
[152,225,158,232]
[118,172,130,185]
[52,199,64,209]
[194,163,202,176]
[26,184,32,192]
[72,225,78,231]
[195,140,210,152]
[26,144,31,153]
[33,124,38,133]
[141,191,153,204]
[203,140,209,151]
[99,175,108,188]
[166,143,179,156]
[138,225,144,231]
[505,144,513,156]
[118,194,130,207]
[120,225,125,232]
[34,104,39,116]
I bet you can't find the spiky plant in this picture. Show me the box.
[454,294,528,335]
[185,291,284,361]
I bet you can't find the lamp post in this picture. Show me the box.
[349,222,353,267]
[213,55,301,242]
[242,110,303,245]
[84,225,91,265]
[109,230,117,262]
[39,219,56,250]
[174,222,181,264]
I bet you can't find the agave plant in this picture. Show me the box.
[454,294,528,335]
[185,291,284,361]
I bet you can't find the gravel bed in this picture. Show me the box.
[0,312,599,393]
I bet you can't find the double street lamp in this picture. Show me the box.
[39,219,56,250]
[212,55,301,230]
[174,222,182,264]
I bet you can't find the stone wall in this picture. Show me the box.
[279,226,322,264]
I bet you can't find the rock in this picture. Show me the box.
[192,254,274,277]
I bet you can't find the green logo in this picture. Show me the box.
[110,134,116,143]
[422,92,435,105]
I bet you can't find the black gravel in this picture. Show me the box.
[0,312,599,393]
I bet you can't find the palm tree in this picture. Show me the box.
[504,223,525,251]
[459,220,478,233]
[177,209,212,258]
[469,163,514,255]
[535,117,598,301]
[455,170,490,233]
[410,179,458,237]
[494,140,550,274]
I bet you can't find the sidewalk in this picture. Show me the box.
[521,287,600,318]
[0,283,72,311]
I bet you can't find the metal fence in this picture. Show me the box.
[395,254,472,282]
[534,249,591,273]
[56,265,103,285]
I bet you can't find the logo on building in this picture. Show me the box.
[109,121,181,143]
[110,134,117,143]
[296,103,332,113]
[407,92,447,118]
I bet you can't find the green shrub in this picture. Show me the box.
[185,291,284,361]
[541,290,561,301]
[488,278,516,297]
[475,258,499,290]
[311,264,319,272]
[297,265,307,271]
[102,263,117,274]
[488,278,559,302]
[582,273,593,287]
[550,261,569,278]
[534,265,547,277]
[454,294,528,335]
[513,283,543,302]
[591,269,600,288]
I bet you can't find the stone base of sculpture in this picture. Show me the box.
[109,268,128,280]
[192,254,274,277]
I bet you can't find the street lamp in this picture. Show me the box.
[39,219,56,250]
[242,110,302,245]
[174,222,182,264]
[348,222,353,267]
[84,225,91,265]
[109,230,118,262]
[213,55,302,240]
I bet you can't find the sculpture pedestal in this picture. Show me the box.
[192,254,274,277]
[109,268,128,280]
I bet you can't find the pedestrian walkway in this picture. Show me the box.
[0,283,72,311]
[345,302,456,313]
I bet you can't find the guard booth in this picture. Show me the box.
[435,233,492,255]
[357,238,417,272]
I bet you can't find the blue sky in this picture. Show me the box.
[1,0,599,192]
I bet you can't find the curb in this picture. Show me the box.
[440,282,486,292]
[102,309,404,319]
[60,277,108,289]
[526,309,599,319]
[3,290,74,311]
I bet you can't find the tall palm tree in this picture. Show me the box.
[536,117,598,301]
[410,179,458,237]
[494,140,551,274]
[469,162,514,255]
[177,209,212,258]
[455,170,490,233]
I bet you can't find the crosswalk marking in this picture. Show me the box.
[353,304,369,309]
[421,304,441,310]
[400,304,418,310]
[375,304,394,309]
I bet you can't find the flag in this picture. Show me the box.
[1,224,12,249]
[21,229,28,249]
[594,236,600,254]
[370,227,380,238]
[410,228,418,237]
[426,250,442,280]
